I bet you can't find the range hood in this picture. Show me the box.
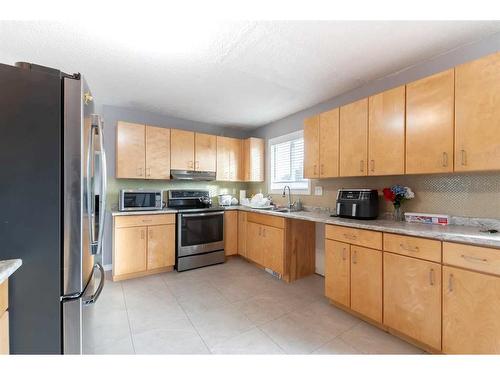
[170,169,216,181]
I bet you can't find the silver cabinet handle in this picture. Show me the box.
[188,160,194,169]
[141,229,145,240]
[259,226,262,236]
[461,254,488,263]
[137,167,143,176]
[442,152,448,167]
[448,273,454,292]
[400,243,419,252]
[342,247,347,261]
[360,160,364,172]
[429,268,435,286]
[195,161,200,170]
[352,250,357,264]
[343,233,357,241]
[370,160,375,172]
[146,167,151,177]
[263,228,266,238]
[461,149,467,166]
[320,164,324,175]
[149,228,153,239]
[83,263,105,305]
[313,165,317,176]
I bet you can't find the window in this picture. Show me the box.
[269,130,310,194]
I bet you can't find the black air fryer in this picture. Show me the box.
[334,189,379,220]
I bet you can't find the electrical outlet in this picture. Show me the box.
[314,186,323,196]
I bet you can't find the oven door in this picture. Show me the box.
[178,211,224,256]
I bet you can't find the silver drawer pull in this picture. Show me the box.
[343,233,357,240]
[461,254,488,263]
[400,243,419,252]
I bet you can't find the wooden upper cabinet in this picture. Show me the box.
[171,129,195,171]
[350,245,382,323]
[325,240,350,307]
[368,86,405,176]
[242,137,265,182]
[304,115,320,178]
[443,266,500,354]
[384,253,442,350]
[406,69,454,174]
[319,108,340,178]
[339,99,368,177]
[195,133,216,172]
[116,121,146,179]
[216,136,242,181]
[455,52,500,172]
[145,126,170,179]
[216,136,230,181]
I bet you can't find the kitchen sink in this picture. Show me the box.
[270,207,302,213]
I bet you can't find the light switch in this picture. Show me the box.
[315,186,323,196]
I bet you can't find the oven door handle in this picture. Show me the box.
[181,211,224,218]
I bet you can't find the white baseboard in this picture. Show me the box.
[103,263,112,271]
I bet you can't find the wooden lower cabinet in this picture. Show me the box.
[147,224,175,270]
[350,245,382,323]
[113,215,175,281]
[114,226,148,275]
[325,240,350,307]
[246,222,264,265]
[443,266,500,354]
[238,211,247,257]
[384,253,442,350]
[224,211,238,256]
[262,225,284,275]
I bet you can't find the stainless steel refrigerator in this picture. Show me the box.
[0,62,107,354]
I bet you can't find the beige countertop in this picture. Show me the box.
[110,205,500,249]
[226,205,500,249]
[0,259,22,284]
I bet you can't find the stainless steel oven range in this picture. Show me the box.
[167,190,225,271]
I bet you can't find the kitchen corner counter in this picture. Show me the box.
[111,209,178,216]
[225,205,500,249]
[0,259,22,284]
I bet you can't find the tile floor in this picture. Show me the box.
[83,257,424,354]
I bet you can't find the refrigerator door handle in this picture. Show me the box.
[83,263,105,305]
[86,116,97,254]
[96,117,107,256]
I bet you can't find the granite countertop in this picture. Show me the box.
[111,208,178,216]
[0,259,22,284]
[225,205,500,249]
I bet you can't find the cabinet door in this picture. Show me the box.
[116,121,145,179]
[443,266,500,354]
[350,245,382,322]
[304,115,320,178]
[246,222,264,265]
[171,129,195,170]
[147,224,175,270]
[262,225,284,275]
[368,86,405,176]
[114,226,147,276]
[145,126,170,179]
[244,137,265,182]
[238,211,247,257]
[195,133,217,172]
[216,136,231,181]
[339,99,368,176]
[228,138,242,181]
[319,108,339,178]
[384,253,442,350]
[0,311,8,355]
[455,52,500,172]
[406,69,454,174]
[325,240,350,307]
[224,211,238,256]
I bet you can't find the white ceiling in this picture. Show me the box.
[1,20,499,128]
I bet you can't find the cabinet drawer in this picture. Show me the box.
[0,280,7,315]
[443,242,500,276]
[325,225,382,250]
[384,233,441,262]
[247,212,285,229]
[114,214,175,228]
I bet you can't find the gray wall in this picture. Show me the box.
[251,31,500,140]
[101,105,250,266]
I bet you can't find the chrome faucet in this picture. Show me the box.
[282,185,292,210]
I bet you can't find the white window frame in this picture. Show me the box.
[268,130,311,195]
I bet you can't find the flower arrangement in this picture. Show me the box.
[383,185,415,221]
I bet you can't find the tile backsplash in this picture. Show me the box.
[248,171,500,219]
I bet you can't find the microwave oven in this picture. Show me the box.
[119,189,164,211]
